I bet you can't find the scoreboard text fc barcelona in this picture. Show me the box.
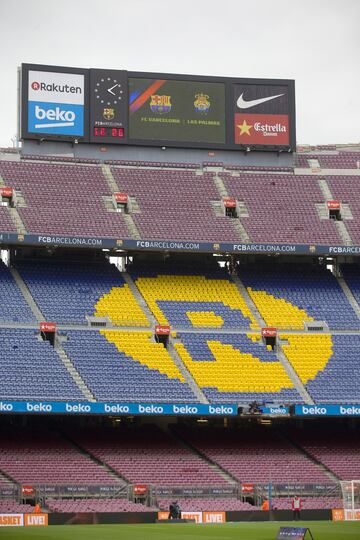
[20,63,296,152]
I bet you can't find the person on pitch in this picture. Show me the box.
[292,495,302,520]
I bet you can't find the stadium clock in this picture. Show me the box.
[89,69,128,144]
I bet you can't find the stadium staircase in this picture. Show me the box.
[101,164,141,240]
[59,430,129,488]
[167,336,209,404]
[231,275,265,327]
[168,426,237,486]
[276,343,314,404]
[6,206,27,235]
[55,347,95,402]
[336,276,360,321]
[280,431,340,485]
[9,267,43,321]
[9,268,95,401]
[0,469,16,487]
[0,175,27,235]
[317,178,352,245]
[232,274,312,402]
[122,272,156,325]
[212,172,250,242]
[101,164,119,194]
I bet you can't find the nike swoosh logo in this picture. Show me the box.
[237,92,284,109]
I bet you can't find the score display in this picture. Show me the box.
[93,127,124,138]
[20,64,296,151]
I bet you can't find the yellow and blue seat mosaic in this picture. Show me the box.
[93,273,333,401]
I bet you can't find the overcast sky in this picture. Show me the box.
[0,0,359,148]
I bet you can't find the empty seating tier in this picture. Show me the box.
[16,259,148,326]
[0,427,122,485]
[64,331,196,402]
[176,332,302,403]
[240,263,360,330]
[66,424,229,487]
[0,160,130,237]
[111,167,237,242]
[0,261,36,324]
[221,173,342,244]
[174,426,333,485]
[282,334,360,403]
[131,266,258,330]
[0,328,85,401]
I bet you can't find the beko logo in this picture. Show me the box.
[31,81,82,94]
[34,105,75,128]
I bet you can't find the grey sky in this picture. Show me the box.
[0,0,359,148]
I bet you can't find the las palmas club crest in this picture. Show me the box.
[194,93,210,113]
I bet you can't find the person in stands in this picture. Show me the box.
[292,495,302,520]
[33,503,41,513]
[262,498,269,511]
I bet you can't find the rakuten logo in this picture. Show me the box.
[32,82,82,94]
[34,105,75,128]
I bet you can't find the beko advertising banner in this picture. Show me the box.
[21,64,89,141]
[0,400,238,417]
[295,404,360,416]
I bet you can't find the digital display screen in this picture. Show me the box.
[128,78,225,144]
[93,127,124,138]
[89,69,128,144]
[233,83,290,147]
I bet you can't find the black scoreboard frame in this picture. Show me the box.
[20,64,296,152]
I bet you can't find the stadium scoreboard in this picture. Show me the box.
[20,63,296,151]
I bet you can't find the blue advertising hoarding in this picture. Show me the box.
[0,401,237,417]
[2,231,360,258]
[295,404,360,416]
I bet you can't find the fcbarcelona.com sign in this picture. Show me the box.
[0,401,237,417]
[4,231,360,258]
[295,405,360,417]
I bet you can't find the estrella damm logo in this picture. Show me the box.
[103,108,115,120]
[150,95,171,114]
[194,93,210,114]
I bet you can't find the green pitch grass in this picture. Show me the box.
[0,521,359,540]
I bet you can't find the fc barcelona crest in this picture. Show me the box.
[194,93,210,114]
[150,95,172,114]
[103,108,115,120]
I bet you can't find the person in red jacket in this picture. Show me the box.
[292,495,302,520]
[33,503,43,514]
